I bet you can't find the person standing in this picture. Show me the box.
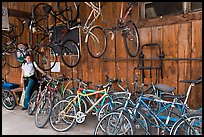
[20,52,45,110]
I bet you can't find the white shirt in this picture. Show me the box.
[21,62,37,77]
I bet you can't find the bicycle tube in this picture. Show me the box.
[123,21,140,57]
[85,25,107,58]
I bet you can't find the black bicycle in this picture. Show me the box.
[31,3,81,68]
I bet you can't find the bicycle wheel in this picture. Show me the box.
[57,2,79,23]
[62,89,74,99]
[115,104,151,135]
[52,91,62,106]
[2,89,16,110]
[28,90,38,115]
[97,101,122,121]
[94,110,136,135]
[6,46,24,68]
[6,17,24,38]
[49,99,77,132]
[35,96,52,128]
[170,113,202,135]
[33,3,50,33]
[86,26,107,58]
[123,21,140,57]
[32,44,57,71]
[61,39,81,68]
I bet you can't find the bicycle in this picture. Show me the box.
[35,2,107,61]
[27,75,51,115]
[49,78,124,132]
[89,2,140,58]
[99,76,202,135]
[30,3,81,68]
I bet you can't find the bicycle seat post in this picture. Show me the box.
[183,82,194,105]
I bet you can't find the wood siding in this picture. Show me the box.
[2,2,202,109]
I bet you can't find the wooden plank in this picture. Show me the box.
[151,26,163,84]
[177,23,191,97]
[162,24,179,92]
[137,27,152,85]
[190,20,202,109]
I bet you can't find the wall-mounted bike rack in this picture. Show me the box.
[135,43,165,84]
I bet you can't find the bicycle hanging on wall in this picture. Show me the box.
[100,2,140,58]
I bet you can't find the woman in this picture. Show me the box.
[20,52,45,110]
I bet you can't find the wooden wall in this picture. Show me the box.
[2,2,202,109]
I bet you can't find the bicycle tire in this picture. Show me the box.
[5,17,24,38]
[57,2,79,23]
[85,25,107,58]
[49,99,77,132]
[114,104,151,135]
[28,90,38,115]
[35,96,52,128]
[32,44,57,71]
[6,46,24,68]
[123,21,140,57]
[2,89,16,110]
[61,39,81,68]
[170,113,202,135]
[97,101,122,121]
[94,110,136,135]
[33,3,50,33]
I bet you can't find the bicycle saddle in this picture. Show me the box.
[179,77,202,84]
[155,84,176,93]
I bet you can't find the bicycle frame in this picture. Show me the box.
[135,96,192,134]
[63,85,112,118]
[119,2,134,23]
[82,2,101,32]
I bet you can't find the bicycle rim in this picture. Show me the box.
[2,89,16,110]
[33,44,57,71]
[86,26,107,58]
[170,114,202,135]
[49,100,77,132]
[7,17,24,38]
[61,40,81,68]
[35,96,52,128]
[28,90,38,115]
[57,2,79,23]
[33,3,50,33]
[123,21,140,57]
[6,47,23,68]
[94,111,136,135]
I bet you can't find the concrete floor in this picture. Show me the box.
[2,105,97,135]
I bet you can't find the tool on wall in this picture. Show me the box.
[135,43,164,84]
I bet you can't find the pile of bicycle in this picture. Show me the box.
[2,2,140,70]
[3,73,202,135]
